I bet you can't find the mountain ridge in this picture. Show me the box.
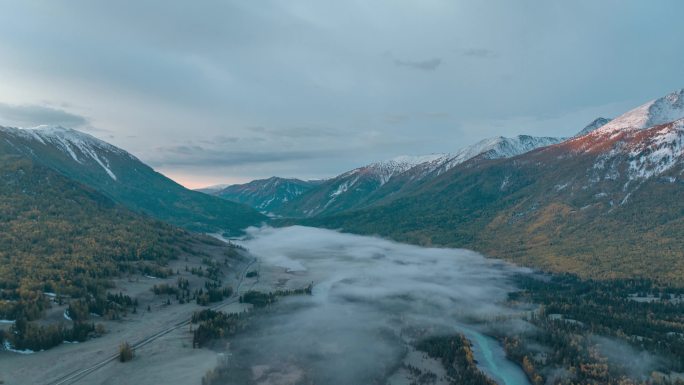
[208,176,322,214]
[253,134,563,217]
[576,117,612,137]
[595,88,684,135]
[0,125,265,233]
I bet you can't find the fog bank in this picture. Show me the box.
[220,226,533,384]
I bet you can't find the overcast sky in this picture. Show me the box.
[0,1,683,188]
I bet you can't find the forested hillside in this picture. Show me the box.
[0,154,198,321]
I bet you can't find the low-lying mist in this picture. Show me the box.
[221,226,532,384]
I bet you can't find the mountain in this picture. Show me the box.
[278,135,561,217]
[398,135,563,179]
[575,117,612,137]
[595,88,684,134]
[301,89,684,284]
[0,152,198,317]
[206,177,322,213]
[196,184,231,194]
[275,154,446,217]
[0,125,265,233]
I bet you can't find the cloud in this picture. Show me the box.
[149,144,323,167]
[385,114,411,124]
[199,135,242,145]
[148,127,349,170]
[591,336,663,379]
[247,125,343,139]
[461,48,497,58]
[0,103,89,128]
[421,112,450,119]
[393,57,442,71]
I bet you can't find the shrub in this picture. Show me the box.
[119,342,134,362]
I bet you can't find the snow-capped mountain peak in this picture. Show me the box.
[595,88,684,135]
[576,117,612,137]
[0,125,134,181]
[434,135,562,174]
[361,154,448,185]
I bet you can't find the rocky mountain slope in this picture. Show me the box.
[0,126,265,233]
[206,177,322,214]
[302,89,684,283]
[277,135,562,217]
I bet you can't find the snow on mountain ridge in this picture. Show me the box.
[320,135,561,208]
[0,125,135,181]
[595,89,684,135]
[387,153,448,165]
[576,118,612,137]
[334,153,446,187]
[434,135,563,175]
[365,153,447,185]
[340,135,561,189]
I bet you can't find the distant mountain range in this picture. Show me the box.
[204,135,562,217]
[0,125,265,233]
[203,177,323,214]
[202,88,684,283]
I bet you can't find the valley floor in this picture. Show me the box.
[0,242,257,385]
[4,227,684,385]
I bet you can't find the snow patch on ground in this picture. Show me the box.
[329,175,360,198]
[500,175,510,190]
[3,340,35,355]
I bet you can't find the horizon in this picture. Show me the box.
[4,86,682,190]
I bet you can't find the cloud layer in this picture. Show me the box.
[393,57,443,71]
[0,103,88,128]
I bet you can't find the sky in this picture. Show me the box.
[0,1,683,189]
